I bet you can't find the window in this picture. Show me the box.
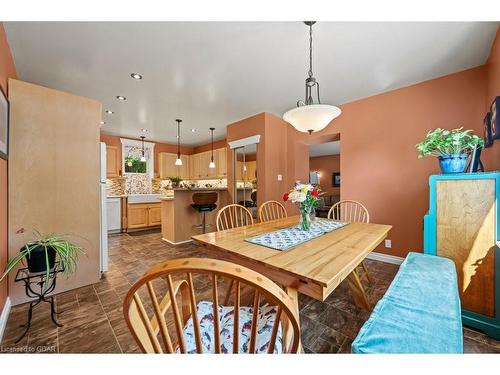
[120,138,155,177]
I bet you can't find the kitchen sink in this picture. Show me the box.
[127,193,164,204]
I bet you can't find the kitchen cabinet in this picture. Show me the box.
[245,161,257,182]
[106,145,120,178]
[149,205,162,226]
[127,202,162,229]
[189,148,227,180]
[215,147,227,178]
[159,152,177,179]
[177,155,190,179]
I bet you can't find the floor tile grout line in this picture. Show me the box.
[93,284,124,354]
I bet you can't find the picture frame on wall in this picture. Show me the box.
[484,112,493,148]
[491,96,500,140]
[332,172,340,187]
[0,87,9,160]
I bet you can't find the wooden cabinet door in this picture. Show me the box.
[189,153,200,179]
[127,204,149,229]
[148,205,162,226]
[159,152,177,179]
[246,161,257,182]
[236,161,243,181]
[207,151,217,179]
[216,147,227,178]
[198,152,209,179]
[106,145,120,178]
[176,155,190,179]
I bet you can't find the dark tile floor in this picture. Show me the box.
[1,230,499,354]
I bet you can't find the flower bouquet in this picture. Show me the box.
[283,182,321,231]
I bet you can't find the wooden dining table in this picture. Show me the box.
[192,216,392,320]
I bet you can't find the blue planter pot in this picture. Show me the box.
[438,154,468,174]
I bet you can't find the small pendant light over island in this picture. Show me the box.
[140,135,146,162]
[209,127,216,169]
[175,119,183,166]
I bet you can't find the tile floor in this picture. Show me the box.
[1,230,499,354]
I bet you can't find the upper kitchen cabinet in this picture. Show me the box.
[176,154,190,179]
[215,147,228,179]
[159,152,177,179]
[106,145,120,178]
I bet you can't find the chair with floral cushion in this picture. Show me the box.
[123,257,301,354]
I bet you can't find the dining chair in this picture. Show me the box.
[216,204,254,231]
[123,257,301,353]
[258,200,287,222]
[328,200,373,284]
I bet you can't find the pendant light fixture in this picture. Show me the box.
[140,135,147,162]
[283,21,341,134]
[175,119,183,166]
[209,127,216,169]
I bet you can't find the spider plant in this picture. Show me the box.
[0,230,85,286]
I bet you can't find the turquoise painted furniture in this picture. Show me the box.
[424,172,500,340]
[352,252,463,353]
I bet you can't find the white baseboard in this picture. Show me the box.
[0,297,11,343]
[162,238,193,246]
[366,252,404,265]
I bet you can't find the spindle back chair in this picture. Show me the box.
[216,204,254,231]
[123,258,301,354]
[258,200,287,222]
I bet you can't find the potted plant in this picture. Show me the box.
[0,230,85,284]
[168,176,183,188]
[416,127,484,173]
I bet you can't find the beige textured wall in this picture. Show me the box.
[8,79,101,305]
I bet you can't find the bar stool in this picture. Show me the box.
[191,192,218,234]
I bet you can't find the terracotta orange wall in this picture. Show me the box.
[484,29,500,171]
[100,132,194,177]
[193,139,227,154]
[309,155,341,196]
[287,66,488,257]
[0,23,17,312]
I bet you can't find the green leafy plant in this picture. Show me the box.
[168,176,183,187]
[416,127,484,158]
[1,230,85,286]
[124,156,146,173]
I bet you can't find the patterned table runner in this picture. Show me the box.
[245,219,349,251]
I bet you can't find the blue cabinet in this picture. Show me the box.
[424,172,500,340]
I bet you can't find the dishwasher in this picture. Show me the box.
[106,197,121,233]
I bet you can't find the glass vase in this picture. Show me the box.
[299,208,312,231]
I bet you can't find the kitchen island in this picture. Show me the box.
[161,188,229,245]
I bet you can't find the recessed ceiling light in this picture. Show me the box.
[130,73,143,80]
[190,129,196,133]
[141,128,148,133]
[105,110,114,115]
[116,95,126,101]
[100,121,106,125]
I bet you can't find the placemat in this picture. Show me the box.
[245,219,349,251]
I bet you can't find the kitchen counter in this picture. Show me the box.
[173,187,228,191]
[161,189,229,245]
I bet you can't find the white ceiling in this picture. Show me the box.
[5,22,498,146]
[309,141,341,157]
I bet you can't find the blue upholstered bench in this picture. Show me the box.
[352,252,463,353]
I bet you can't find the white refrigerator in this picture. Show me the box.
[99,142,109,272]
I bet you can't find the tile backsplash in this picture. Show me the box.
[107,175,228,196]
[125,174,152,194]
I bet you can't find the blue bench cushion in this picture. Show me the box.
[352,252,463,353]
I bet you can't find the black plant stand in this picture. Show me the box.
[14,262,65,343]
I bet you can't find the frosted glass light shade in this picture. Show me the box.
[175,158,183,166]
[283,104,341,133]
[140,156,146,162]
[209,161,216,169]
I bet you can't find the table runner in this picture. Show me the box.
[245,219,349,251]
